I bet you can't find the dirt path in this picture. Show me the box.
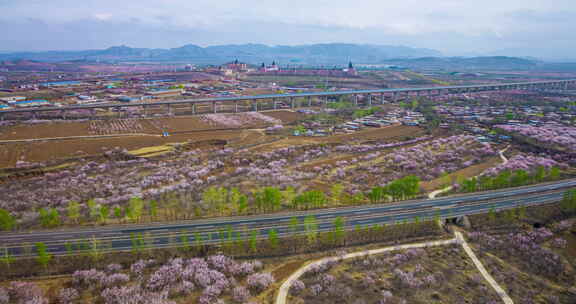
[0,133,162,144]
[275,237,458,304]
[276,231,514,304]
[427,146,510,199]
[455,231,514,304]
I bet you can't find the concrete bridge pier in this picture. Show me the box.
[367,94,372,107]
[212,101,217,114]
[234,101,238,113]
[273,98,277,110]
[380,93,385,104]
[290,97,295,109]
[60,110,67,120]
[354,94,359,106]
[253,100,258,112]
[307,96,312,107]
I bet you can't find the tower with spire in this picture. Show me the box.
[343,60,357,76]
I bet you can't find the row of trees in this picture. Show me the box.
[0,177,419,231]
[202,177,420,216]
[368,176,421,203]
[0,197,151,231]
[4,213,439,275]
[561,189,576,213]
[459,167,560,193]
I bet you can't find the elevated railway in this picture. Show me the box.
[1,79,575,120]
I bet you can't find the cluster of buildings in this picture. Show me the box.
[294,108,427,136]
[211,59,359,78]
[0,96,53,110]
[254,61,358,77]
[0,59,362,111]
[436,102,575,142]
[337,109,425,131]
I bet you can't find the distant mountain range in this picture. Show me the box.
[0,43,442,64]
[2,43,575,71]
[380,56,542,70]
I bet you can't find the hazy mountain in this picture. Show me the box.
[381,56,543,70]
[0,43,442,64]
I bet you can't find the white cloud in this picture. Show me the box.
[93,13,113,21]
[0,0,575,57]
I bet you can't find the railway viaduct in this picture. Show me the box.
[1,79,575,120]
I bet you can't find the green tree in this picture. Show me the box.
[289,216,300,235]
[268,229,279,249]
[516,205,527,220]
[0,247,14,269]
[534,166,546,182]
[254,187,283,212]
[249,230,258,253]
[64,241,74,256]
[39,208,60,228]
[488,206,497,223]
[561,189,576,213]
[410,99,419,110]
[368,186,387,204]
[194,231,203,252]
[333,216,346,244]
[294,190,327,210]
[549,167,561,180]
[179,231,190,251]
[330,184,344,205]
[87,199,100,221]
[88,237,105,263]
[282,186,296,207]
[113,206,122,219]
[229,188,242,213]
[99,206,109,224]
[149,200,158,219]
[67,201,81,224]
[203,186,227,214]
[304,215,318,244]
[128,197,144,222]
[238,195,248,214]
[130,232,143,254]
[35,242,52,270]
[0,208,15,231]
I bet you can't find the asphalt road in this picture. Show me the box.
[1,179,575,257]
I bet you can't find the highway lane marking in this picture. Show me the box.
[3,195,563,247]
[354,211,371,215]
[1,184,570,239]
[1,187,570,247]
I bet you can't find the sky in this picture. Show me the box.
[1,0,575,59]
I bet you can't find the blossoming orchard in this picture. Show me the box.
[0,72,576,304]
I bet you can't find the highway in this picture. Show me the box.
[1,179,575,257]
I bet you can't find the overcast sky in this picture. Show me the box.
[1,0,575,59]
